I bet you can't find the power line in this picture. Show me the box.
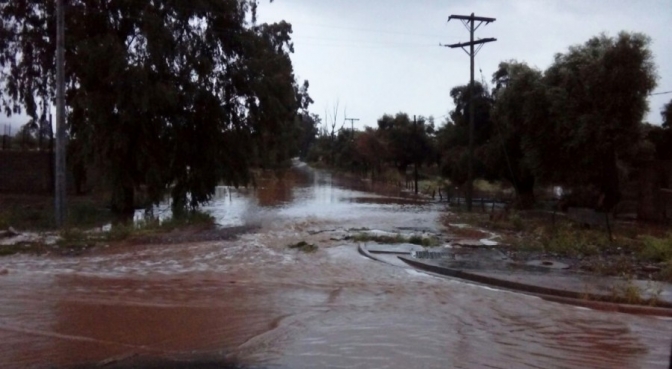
[293,35,437,47]
[288,21,445,38]
[651,90,672,96]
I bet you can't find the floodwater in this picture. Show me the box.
[1,162,671,368]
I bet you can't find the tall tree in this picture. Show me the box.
[377,113,433,176]
[540,32,657,210]
[437,82,493,187]
[354,127,388,178]
[0,0,307,215]
[488,61,547,208]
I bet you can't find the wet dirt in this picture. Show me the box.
[1,164,671,368]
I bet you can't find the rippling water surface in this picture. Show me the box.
[1,163,671,368]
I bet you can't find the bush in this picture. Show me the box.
[542,225,605,257]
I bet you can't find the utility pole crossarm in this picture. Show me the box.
[448,14,496,23]
[345,117,359,140]
[445,38,497,49]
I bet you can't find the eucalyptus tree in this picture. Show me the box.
[540,32,657,210]
[488,61,547,207]
[0,0,308,214]
[436,82,493,188]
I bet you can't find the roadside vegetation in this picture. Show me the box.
[441,207,672,283]
[0,200,216,257]
[352,232,440,247]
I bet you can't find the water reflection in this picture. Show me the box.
[139,165,431,230]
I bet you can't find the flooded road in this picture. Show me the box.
[1,163,671,368]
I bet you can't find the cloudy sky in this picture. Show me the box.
[1,0,670,133]
[257,0,672,130]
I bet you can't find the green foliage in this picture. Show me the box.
[352,233,405,244]
[106,224,133,242]
[470,33,657,210]
[610,276,644,305]
[539,32,657,209]
[377,113,435,172]
[67,203,113,229]
[662,99,672,128]
[159,211,216,231]
[353,232,438,247]
[0,0,311,215]
[307,111,436,180]
[660,261,672,283]
[436,82,492,187]
[487,61,545,207]
[639,235,672,262]
[354,127,390,176]
[510,213,525,232]
[644,123,672,161]
[408,235,438,247]
[13,120,45,150]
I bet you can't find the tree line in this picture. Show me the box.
[307,32,672,211]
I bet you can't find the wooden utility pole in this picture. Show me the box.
[413,115,419,195]
[345,117,359,140]
[444,13,496,211]
[55,0,66,227]
[345,117,359,173]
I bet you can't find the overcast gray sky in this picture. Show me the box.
[257,0,672,130]
[2,0,670,133]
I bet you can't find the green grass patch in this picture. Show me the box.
[639,235,672,262]
[0,209,217,258]
[352,233,406,244]
[353,232,439,247]
[288,241,318,253]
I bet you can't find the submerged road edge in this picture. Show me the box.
[397,255,672,317]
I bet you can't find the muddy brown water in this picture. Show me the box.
[1,163,671,368]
